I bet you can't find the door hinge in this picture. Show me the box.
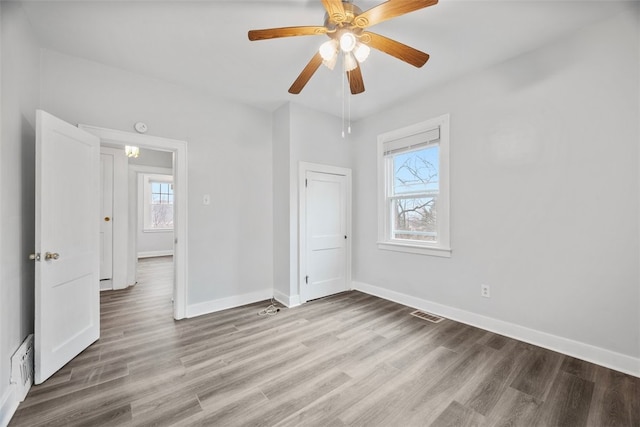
[305,178,308,187]
[305,275,308,284]
[345,235,347,239]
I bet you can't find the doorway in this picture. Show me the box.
[299,162,352,303]
[80,125,188,320]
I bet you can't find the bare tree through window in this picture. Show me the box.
[391,146,439,241]
[150,182,174,228]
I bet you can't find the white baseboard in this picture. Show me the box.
[273,290,301,308]
[137,250,173,259]
[186,288,273,318]
[353,281,640,378]
[0,385,19,427]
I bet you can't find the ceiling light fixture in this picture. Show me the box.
[353,43,370,63]
[125,146,140,158]
[319,32,370,71]
[339,32,357,53]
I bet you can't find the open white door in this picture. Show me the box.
[34,110,101,384]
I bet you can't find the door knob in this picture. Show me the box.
[104,217,111,222]
[44,252,60,261]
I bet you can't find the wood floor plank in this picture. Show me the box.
[273,363,400,427]
[484,386,543,426]
[509,344,564,400]
[459,340,527,416]
[431,400,486,427]
[9,256,639,427]
[537,371,594,427]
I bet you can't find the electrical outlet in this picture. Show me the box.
[481,284,490,298]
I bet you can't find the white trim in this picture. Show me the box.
[79,125,188,320]
[137,250,174,259]
[274,289,301,308]
[186,288,273,318]
[298,162,352,304]
[377,242,451,258]
[377,114,451,256]
[0,385,19,427]
[353,281,640,378]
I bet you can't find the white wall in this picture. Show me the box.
[352,11,640,374]
[272,104,291,303]
[39,49,273,308]
[128,147,172,168]
[272,102,352,305]
[0,2,40,421]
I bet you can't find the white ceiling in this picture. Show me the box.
[20,0,633,120]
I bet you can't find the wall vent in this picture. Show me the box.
[11,334,34,402]
[410,310,444,323]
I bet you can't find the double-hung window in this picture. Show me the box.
[378,114,450,257]
[142,174,174,231]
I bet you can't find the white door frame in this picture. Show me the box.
[79,125,188,320]
[298,162,352,303]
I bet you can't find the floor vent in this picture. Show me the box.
[410,310,445,323]
[11,334,34,402]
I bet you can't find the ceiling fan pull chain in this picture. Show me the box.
[342,53,346,138]
[348,73,352,135]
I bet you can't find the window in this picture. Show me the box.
[142,174,174,231]
[378,114,450,257]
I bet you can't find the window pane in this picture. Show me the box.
[151,182,161,193]
[393,146,439,195]
[151,204,174,228]
[391,197,437,241]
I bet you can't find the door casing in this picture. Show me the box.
[79,125,188,320]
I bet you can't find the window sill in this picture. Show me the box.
[142,228,174,233]
[377,241,451,258]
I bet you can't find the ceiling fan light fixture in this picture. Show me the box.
[125,145,140,158]
[319,39,338,61]
[339,32,357,53]
[344,52,358,72]
[323,55,338,70]
[353,43,370,63]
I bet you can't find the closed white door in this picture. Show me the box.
[34,110,100,384]
[100,153,113,282]
[302,171,348,301]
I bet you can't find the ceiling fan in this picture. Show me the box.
[248,0,438,95]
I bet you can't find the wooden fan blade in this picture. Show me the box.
[289,52,324,94]
[354,0,438,28]
[347,63,365,95]
[321,0,347,23]
[362,31,429,68]
[248,26,327,41]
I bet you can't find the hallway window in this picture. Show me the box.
[143,174,174,230]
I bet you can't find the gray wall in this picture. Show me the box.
[0,1,40,417]
[351,11,640,361]
[39,49,274,306]
[272,102,352,304]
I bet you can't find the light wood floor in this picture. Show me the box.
[10,256,640,426]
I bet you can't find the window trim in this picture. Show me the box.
[142,173,174,232]
[377,114,451,257]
